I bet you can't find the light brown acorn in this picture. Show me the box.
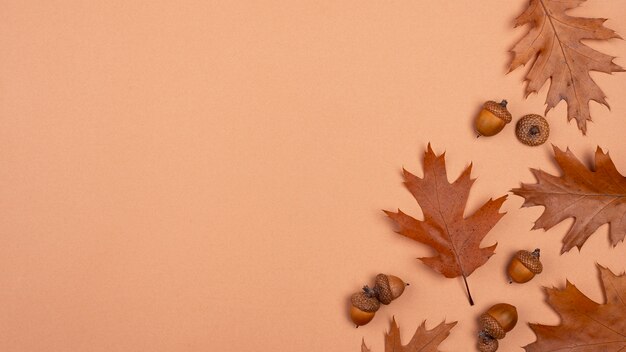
[350,289,380,327]
[508,249,543,283]
[475,100,512,137]
[349,274,408,327]
[477,303,518,351]
[516,114,549,146]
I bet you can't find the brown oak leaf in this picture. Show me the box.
[384,144,507,304]
[524,264,626,351]
[361,317,456,352]
[509,0,624,134]
[512,146,626,253]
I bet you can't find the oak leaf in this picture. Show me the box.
[512,146,626,253]
[524,264,626,351]
[361,317,456,352]
[385,145,507,304]
[509,0,624,134]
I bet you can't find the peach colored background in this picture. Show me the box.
[1,1,625,351]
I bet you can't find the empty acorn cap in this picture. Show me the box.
[516,114,549,146]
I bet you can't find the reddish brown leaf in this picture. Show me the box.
[385,144,507,304]
[524,264,626,351]
[509,0,624,134]
[512,146,626,253]
[361,317,456,352]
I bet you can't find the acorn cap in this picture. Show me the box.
[483,100,512,123]
[374,274,393,305]
[515,249,543,274]
[479,313,506,339]
[516,114,549,146]
[351,291,380,313]
[477,336,498,352]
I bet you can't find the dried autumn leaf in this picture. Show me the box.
[361,317,456,352]
[509,0,624,134]
[512,145,626,253]
[524,264,626,351]
[384,144,507,305]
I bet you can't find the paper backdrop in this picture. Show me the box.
[1,1,625,351]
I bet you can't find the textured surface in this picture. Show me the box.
[515,114,550,146]
[375,274,393,305]
[478,337,498,352]
[352,292,380,313]
[480,314,506,339]
[1,1,625,351]
[484,101,512,123]
[516,250,543,274]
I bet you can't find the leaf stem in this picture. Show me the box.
[462,274,474,306]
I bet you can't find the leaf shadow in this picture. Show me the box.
[467,101,483,139]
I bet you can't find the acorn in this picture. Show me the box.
[479,303,518,340]
[508,249,543,283]
[516,114,549,146]
[373,274,408,305]
[350,288,380,327]
[475,100,512,137]
[348,274,408,327]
